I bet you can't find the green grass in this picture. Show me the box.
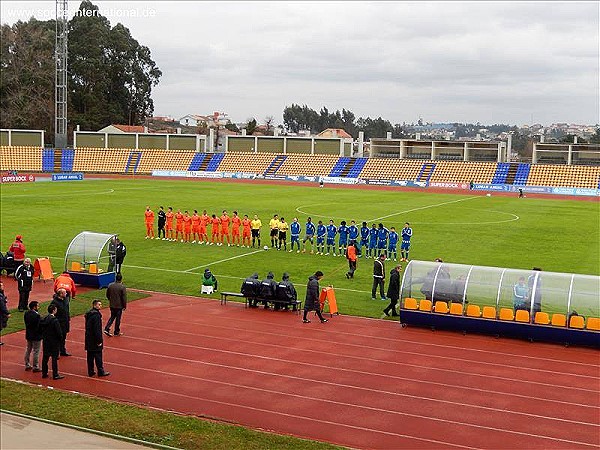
[0,380,341,450]
[1,178,598,320]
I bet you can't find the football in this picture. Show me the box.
[486,193,491,197]
[263,245,269,250]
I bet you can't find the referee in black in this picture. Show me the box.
[157,206,167,240]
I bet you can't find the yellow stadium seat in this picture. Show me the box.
[466,304,481,317]
[551,314,566,327]
[515,310,530,323]
[418,299,432,312]
[88,263,98,274]
[434,301,449,314]
[70,261,82,272]
[449,303,463,315]
[569,315,585,329]
[482,306,496,319]
[586,317,600,331]
[403,298,418,310]
[499,308,514,321]
[534,312,550,325]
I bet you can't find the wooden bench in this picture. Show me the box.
[220,291,245,305]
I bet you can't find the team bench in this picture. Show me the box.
[220,292,302,314]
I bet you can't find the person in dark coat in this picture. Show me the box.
[104,273,127,337]
[85,300,110,377]
[0,281,10,346]
[50,288,71,356]
[259,272,277,309]
[303,271,328,323]
[157,206,167,240]
[383,265,402,317]
[14,258,33,312]
[275,272,298,311]
[24,301,42,371]
[241,273,261,307]
[115,238,127,274]
[40,304,64,379]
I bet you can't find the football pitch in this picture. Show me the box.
[1,178,598,319]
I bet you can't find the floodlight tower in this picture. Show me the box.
[55,0,68,148]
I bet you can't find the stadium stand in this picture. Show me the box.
[217,152,278,174]
[135,150,197,173]
[0,146,43,172]
[527,164,600,188]
[277,154,339,177]
[359,158,423,180]
[427,161,497,184]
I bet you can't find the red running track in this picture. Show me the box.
[1,293,599,449]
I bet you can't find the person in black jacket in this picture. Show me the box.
[275,272,298,311]
[372,254,387,301]
[0,282,10,346]
[303,271,328,323]
[157,206,167,240]
[85,300,110,377]
[14,258,33,312]
[50,289,71,356]
[115,238,127,274]
[24,301,42,371]
[260,272,278,309]
[40,304,64,379]
[383,265,402,317]
[241,273,261,307]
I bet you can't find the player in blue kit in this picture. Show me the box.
[377,223,389,257]
[316,220,326,255]
[388,226,399,261]
[348,220,359,246]
[289,218,301,253]
[400,222,413,262]
[302,217,316,253]
[337,221,349,256]
[325,220,337,255]
[368,224,378,258]
[359,221,369,258]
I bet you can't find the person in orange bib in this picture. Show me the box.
[231,211,241,246]
[199,210,209,244]
[210,214,220,245]
[183,211,192,242]
[144,206,155,239]
[175,209,184,242]
[54,271,77,300]
[220,210,231,246]
[191,210,201,243]
[165,207,174,241]
[241,214,252,247]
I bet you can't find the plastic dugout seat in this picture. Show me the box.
[515,310,530,323]
[586,317,600,331]
[534,312,550,325]
[449,303,463,316]
[466,304,482,317]
[551,313,566,327]
[482,306,497,319]
[499,308,514,321]
[418,299,432,312]
[70,261,82,272]
[403,298,418,310]
[88,263,98,274]
[433,301,449,314]
[569,315,585,329]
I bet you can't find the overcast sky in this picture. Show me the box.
[2,1,599,126]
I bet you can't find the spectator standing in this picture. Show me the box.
[157,206,167,240]
[8,235,26,266]
[201,269,218,292]
[303,271,328,323]
[40,304,64,379]
[50,288,71,356]
[24,301,42,371]
[0,281,10,346]
[372,254,387,301]
[383,265,402,317]
[15,258,34,312]
[85,300,110,377]
[114,238,127,274]
[104,273,127,337]
[346,243,357,279]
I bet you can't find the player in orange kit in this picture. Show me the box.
[220,210,231,246]
[175,209,184,242]
[183,211,192,242]
[210,214,220,245]
[165,207,174,241]
[241,214,252,247]
[199,210,209,244]
[191,210,201,243]
[231,211,241,246]
[144,206,155,239]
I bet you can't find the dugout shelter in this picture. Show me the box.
[399,260,600,347]
[64,231,117,288]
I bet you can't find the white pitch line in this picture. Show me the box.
[368,195,481,222]
[184,249,264,273]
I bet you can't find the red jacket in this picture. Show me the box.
[9,240,26,261]
[54,273,77,297]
